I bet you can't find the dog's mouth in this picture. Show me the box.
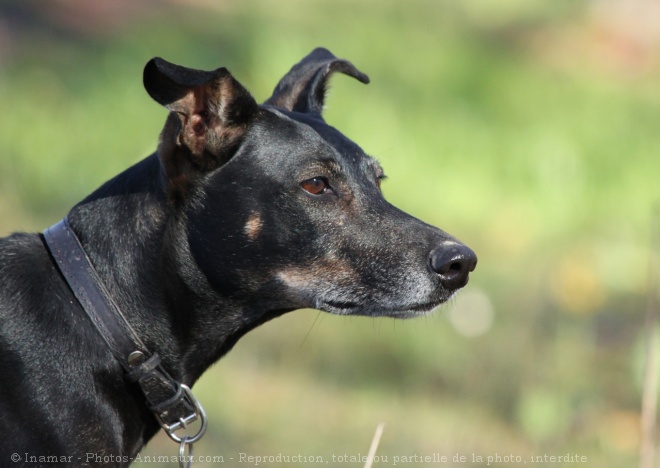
[321,296,450,318]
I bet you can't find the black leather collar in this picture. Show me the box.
[43,216,206,449]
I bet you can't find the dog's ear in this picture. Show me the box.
[264,47,369,116]
[143,57,258,201]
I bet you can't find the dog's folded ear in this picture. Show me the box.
[264,47,369,116]
[143,57,258,202]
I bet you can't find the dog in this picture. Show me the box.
[0,48,476,464]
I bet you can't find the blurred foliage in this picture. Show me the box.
[1,0,658,466]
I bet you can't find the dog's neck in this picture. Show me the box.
[65,154,290,387]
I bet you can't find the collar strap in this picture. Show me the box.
[43,217,207,445]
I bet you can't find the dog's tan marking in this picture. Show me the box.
[277,257,356,288]
[244,212,263,241]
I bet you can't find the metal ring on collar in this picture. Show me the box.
[178,435,194,468]
[161,384,208,445]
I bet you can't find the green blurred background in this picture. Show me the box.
[0,0,657,466]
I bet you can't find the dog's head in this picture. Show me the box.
[143,48,476,319]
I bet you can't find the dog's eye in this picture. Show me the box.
[376,174,387,189]
[300,177,329,195]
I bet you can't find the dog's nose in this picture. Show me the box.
[429,243,477,290]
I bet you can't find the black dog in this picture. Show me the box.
[0,48,476,464]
